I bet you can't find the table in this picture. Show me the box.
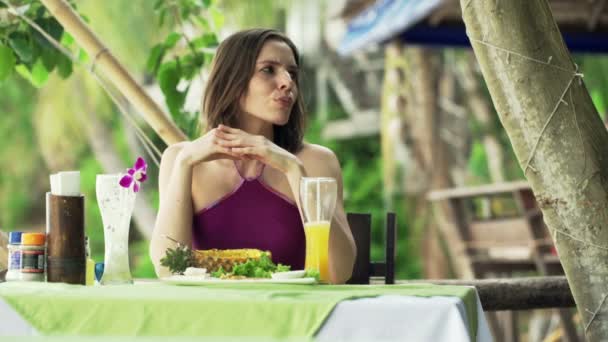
[0,281,492,341]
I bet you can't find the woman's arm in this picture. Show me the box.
[302,146,357,284]
[150,129,239,277]
[149,143,194,277]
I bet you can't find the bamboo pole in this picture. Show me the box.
[40,0,188,145]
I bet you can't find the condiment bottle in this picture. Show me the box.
[6,232,23,281]
[21,233,46,282]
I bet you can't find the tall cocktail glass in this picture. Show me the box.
[96,174,136,285]
[299,177,337,283]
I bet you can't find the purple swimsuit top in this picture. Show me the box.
[192,162,305,269]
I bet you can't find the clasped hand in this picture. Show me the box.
[189,124,298,174]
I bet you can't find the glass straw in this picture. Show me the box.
[316,180,320,223]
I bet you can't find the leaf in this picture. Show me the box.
[192,33,218,49]
[146,44,166,75]
[180,6,191,20]
[32,17,64,49]
[153,0,164,10]
[158,60,187,116]
[8,33,33,63]
[15,61,48,88]
[159,9,167,26]
[61,32,74,46]
[160,244,192,274]
[46,18,64,41]
[56,54,72,78]
[78,49,89,63]
[163,32,182,49]
[201,0,212,8]
[193,16,211,31]
[30,58,49,87]
[40,47,57,72]
[209,7,224,29]
[0,43,16,80]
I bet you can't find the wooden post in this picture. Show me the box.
[398,276,574,311]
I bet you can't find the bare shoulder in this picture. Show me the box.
[297,143,341,177]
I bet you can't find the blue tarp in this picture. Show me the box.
[339,0,608,55]
[338,0,442,55]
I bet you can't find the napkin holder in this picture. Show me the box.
[46,171,86,285]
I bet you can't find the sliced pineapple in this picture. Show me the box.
[192,249,270,273]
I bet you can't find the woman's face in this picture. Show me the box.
[239,40,298,126]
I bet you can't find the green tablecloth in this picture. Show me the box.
[0,281,477,340]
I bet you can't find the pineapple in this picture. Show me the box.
[192,249,270,273]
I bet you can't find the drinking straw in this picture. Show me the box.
[316,180,320,223]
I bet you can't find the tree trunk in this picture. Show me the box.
[461,0,608,339]
[380,42,399,209]
[402,47,453,279]
[40,0,187,145]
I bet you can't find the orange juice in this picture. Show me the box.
[304,221,330,282]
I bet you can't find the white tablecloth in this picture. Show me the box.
[0,293,492,341]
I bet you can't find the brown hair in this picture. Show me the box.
[202,28,306,153]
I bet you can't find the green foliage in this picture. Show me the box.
[0,74,41,230]
[0,42,15,80]
[303,269,320,281]
[79,156,105,261]
[581,55,608,119]
[211,252,290,278]
[467,141,491,183]
[0,1,78,87]
[160,243,193,274]
[146,0,222,139]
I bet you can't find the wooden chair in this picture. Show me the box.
[428,181,577,342]
[347,212,396,284]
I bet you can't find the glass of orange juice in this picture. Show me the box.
[300,177,337,283]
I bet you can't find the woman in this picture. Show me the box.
[150,28,356,284]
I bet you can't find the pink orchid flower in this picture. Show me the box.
[119,157,148,192]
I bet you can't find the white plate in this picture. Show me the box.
[271,270,306,280]
[161,275,317,285]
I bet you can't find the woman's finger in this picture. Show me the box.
[231,146,254,154]
[214,129,238,140]
[218,138,250,147]
[218,124,241,134]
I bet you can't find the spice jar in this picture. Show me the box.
[21,233,46,282]
[6,232,23,281]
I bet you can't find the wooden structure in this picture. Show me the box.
[339,0,608,38]
[347,212,396,284]
[428,181,562,278]
[428,181,578,342]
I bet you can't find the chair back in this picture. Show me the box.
[347,212,396,284]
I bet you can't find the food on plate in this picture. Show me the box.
[192,248,268,273]
[271,270,306,280]
[210,252,290,279]
[160,244,292,279]
[183,267,207,277]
